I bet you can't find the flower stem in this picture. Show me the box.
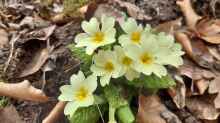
[117,105,135,123]
[108,106,117,123]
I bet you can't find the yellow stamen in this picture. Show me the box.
[104,62,114,72]
[75,86,88,101]
[140,53,153,64]
[131,32,141,43]
[122,56,132,66]
[93,32,104,43]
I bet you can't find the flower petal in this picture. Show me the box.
[70,71,85,86]
[119,34,131,46]
[101,15,115,32]
[90,65,106,76]
[79,95,94,107]
[64,102,80,117]
[58,85,74,101]
[75,33,90,46]
[84,75,97,92]
[120,18,138,34]
[82,18,99,35]
[151,64,167,77]
[124,44,142,60]
[125,68,140,81]
[85,45,97,55]
[100,74,111,87]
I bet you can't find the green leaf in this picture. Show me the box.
[69,105,105,123]
[104,85,128,108]
[117,105,135,123]
[132,74,176,89]
[68,44,92,76]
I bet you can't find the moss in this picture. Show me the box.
[0,96,9,108]
[63,0,93,17]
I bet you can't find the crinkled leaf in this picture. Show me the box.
[104,85,128,108]
[132,74,176,89]
[69,105,105,123]
[68,44,92,76]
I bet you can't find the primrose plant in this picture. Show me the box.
[58,15,184,123]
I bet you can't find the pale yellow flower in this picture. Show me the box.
[75,15,116,55]
[58,71,97,117]
[124,34,167,77]
[119,18,145,46]
[114,46,140,80]
[90,50,122,86]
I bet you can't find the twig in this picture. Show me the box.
[0,80,49,102]
[3,33,20,72]
[42,101,67,123]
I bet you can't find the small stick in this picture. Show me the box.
[42,101,67,123]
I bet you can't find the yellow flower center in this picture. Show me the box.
[131,32,141,43]
[104,62,114,72]
[140,53,153,65]
[93,32,104,43]
[75,86,88,101]
[122,56,132,66]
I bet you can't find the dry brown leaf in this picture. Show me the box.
[168,75,186,109]
[137,95,181,123]
[18,25,56,44]
[0,28,9,48]
[155,18,182,34]
[208,46,220,61]
[94,4,125,24]
[186,96,220,120]
[195,18,220,44]
[19,47,53,77]
[201,35,220,44]
[203,120,219,123]
[208,76,220,108]
[111,0,152,21]
[175,32,193,57]
[0,105,25,123]
[196,18,220,37]
[137,95,166,123]
[0,80,49,102]
[195,79,209,95]
[178,59,214,95]
[176,0,201,30]
[42,101,67,123]
[175,32,214,68]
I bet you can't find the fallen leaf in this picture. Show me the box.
[18,25,56,44]
[196,18,220,37]
[19,47,53,77]
[155,18,182,34]
[208,46,220,61]
[42,101,67,123]
[0,105,25,123]
[196,18,220,44]
[168,75,186,109]
[175,32,214,68]
[186,96,220,120]
[203,119,219,123]
[94,4,125,24]
[175,32,193,58]
[137,95,181,123]
[195,79,209,95]
[176,0,201,30]
[0,80,49,102]
[0,28,9,48]
[178,59,214,95]
[208,76,220,108]
[111,0,152,21]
